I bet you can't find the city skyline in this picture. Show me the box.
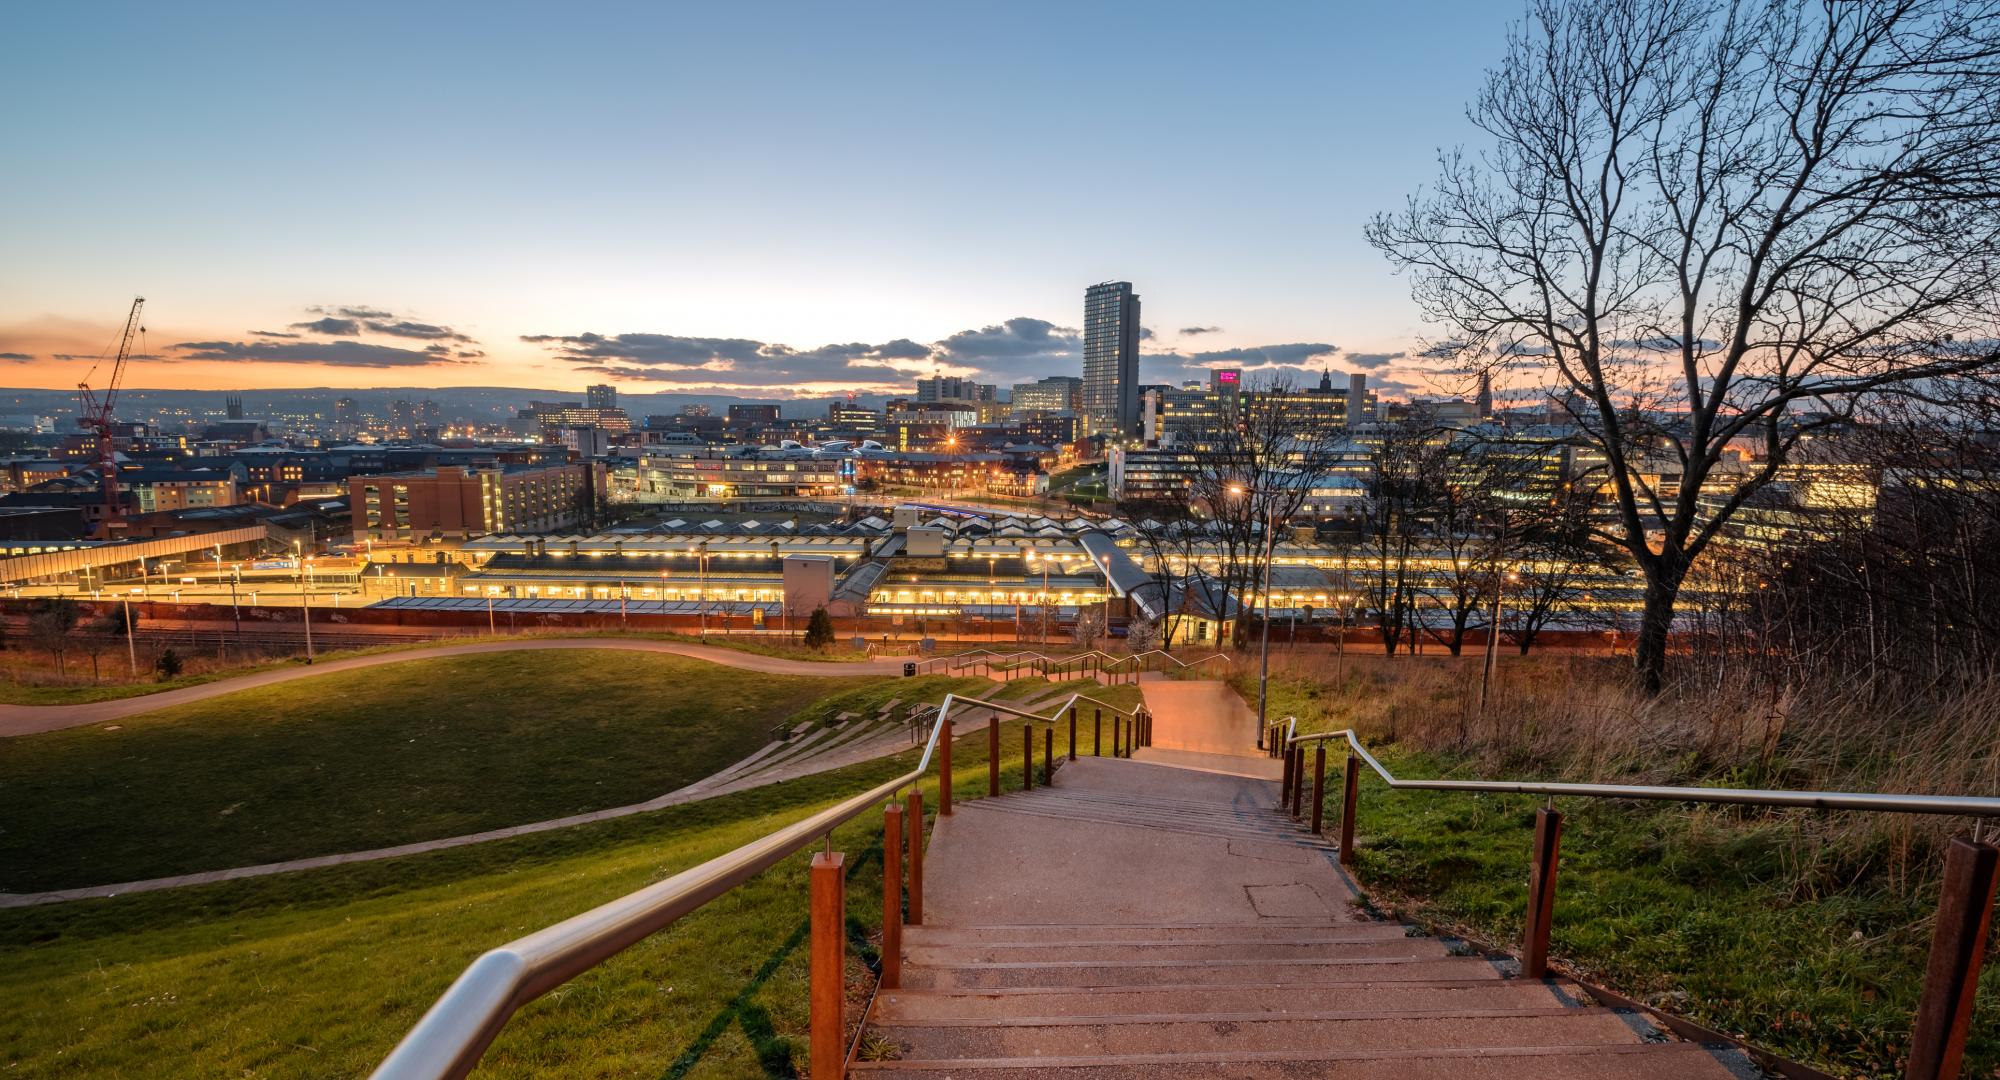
[0,2,1518,399]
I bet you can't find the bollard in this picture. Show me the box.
[1906,836,1998,1080]
[1094,709,1102,756]
[939,717,953,816]
[808,850,845,1080]
[881,805,903,990]
[906,790,924,926]
[987,715,1000,798]
[1310,745,1327,835]
[1522,806,1563,979]
[1023,725,1034,791]
[1339,753,1360,866]
[1068,707,1077,761]
[1044,726,1054,785]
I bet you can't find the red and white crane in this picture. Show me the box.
[76,296,143,538]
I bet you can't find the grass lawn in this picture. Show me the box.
[0,707,1093,1078]
[0,650,981,893]
[1315,745,2000,1078]
[0,629,879,706]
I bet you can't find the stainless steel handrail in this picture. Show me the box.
[1283,726,2000,819]
[917,647,1226,674]
[371,689,1144,1080]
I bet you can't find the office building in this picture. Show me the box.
[1083,281,1141,439]
[586,384,618,410]
[350,461,602,542]
[728,403,782,427]
[916,376,996,404]
[1011,376,1082,414]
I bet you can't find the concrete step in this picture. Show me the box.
[870,1009,1659,1058]
[904,938,1454,965]
[873,980,1578,1022]
[851,1041,1745,1078]
[965,801,1315,845]
[902,955,1506,990]
[902,922,1412,945]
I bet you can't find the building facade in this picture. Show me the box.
[1083,281,1141,439]
[350,462,600,543]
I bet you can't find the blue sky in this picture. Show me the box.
[0,1,1517,396]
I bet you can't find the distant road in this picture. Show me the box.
[0,638,907,738]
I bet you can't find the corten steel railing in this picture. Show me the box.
[1267,720,2000,1080]
[371,689,1149,1080]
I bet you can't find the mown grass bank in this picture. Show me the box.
[0,651,981,893]
[0,694,1129,1077]
[1236,652,1999,1078]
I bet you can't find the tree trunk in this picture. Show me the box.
[1633,561,1688,696]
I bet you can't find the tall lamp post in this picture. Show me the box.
[1479,569,1519,714]
[689,542,710,638]
[299,557,315,664]
[122,588,139,677]
[1231,484,1282,748]
[228,564,242,640]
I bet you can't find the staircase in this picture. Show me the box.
[854,746,1755,1077]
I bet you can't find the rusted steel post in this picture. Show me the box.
[1279,742,1293,803]
[938,717,953,816]
[905,790,924,925]
[987,715,1000,798]
[1310,745,1327,835]
[1094,709,1102,756]
[1067,707,1077,761]
[1043,726,1054,785]
[1339,753,1361,865]
[881,805,903,990]
[1023,725,1034,790]
[1289,748,1305,817]
[1112,714,1122,757]
[1522,806,1564,979]
[1906,836,1998,1080]
[808,850,845,1080]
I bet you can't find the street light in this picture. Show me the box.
[1231,483,1282,748]
[299,557,315,664]
[228,564,242,640]
[122,588,139,677]
[1479,569,1520,713]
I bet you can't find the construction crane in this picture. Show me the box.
[76,296,143,538]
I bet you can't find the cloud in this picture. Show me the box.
[1140,326,1156,341]
[0,352,34,362]
[291,317,362,336]
[365,319,473,342]
[250,329,301,339]
[1191,343,1340,368]
[308,305,394,320]
[290,307,475,343]
[1342,351,1404,370]
[167,340,465,368]
[1180,326,1222,336]
[520,331,925,388]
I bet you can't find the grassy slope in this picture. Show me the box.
[0,651,975,892]
[1237,669,2000,1078]
[0,706,1096,1078]
[0,631,878,706]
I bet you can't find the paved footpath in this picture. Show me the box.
[860,685,1749,1078]
[0,637,910,738]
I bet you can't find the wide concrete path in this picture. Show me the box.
[863,687,1749,1077]
[0,638,908,737]
[1134,678,1282,779]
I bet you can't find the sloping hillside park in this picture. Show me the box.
[0,648,1099,1078]
[0,650,991,894]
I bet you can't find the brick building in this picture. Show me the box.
[349,462,601,544]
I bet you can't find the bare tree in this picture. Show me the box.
[1369,0,2000,692]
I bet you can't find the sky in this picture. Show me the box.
[0,1,1518,400]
